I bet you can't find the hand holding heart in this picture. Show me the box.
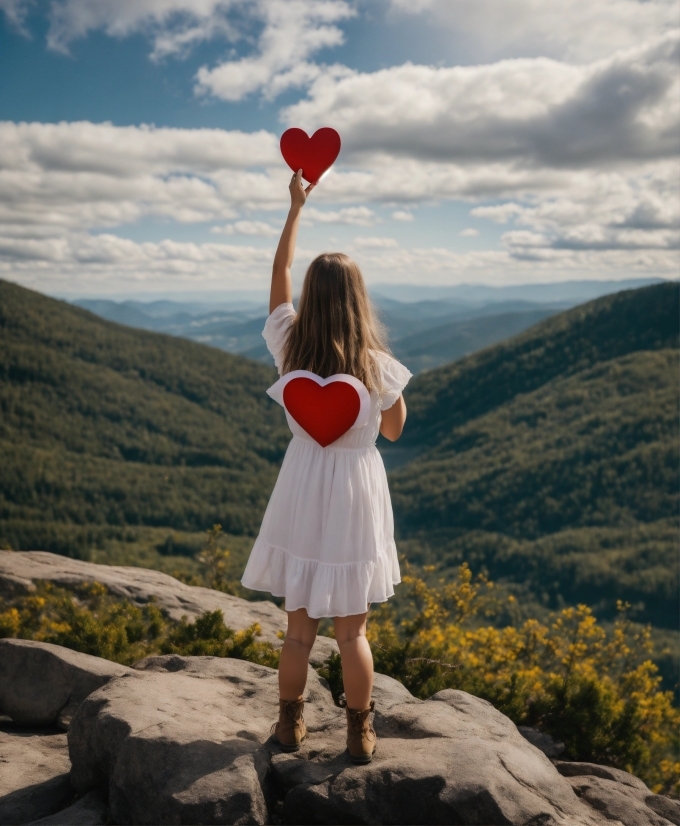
[289,169,315,209]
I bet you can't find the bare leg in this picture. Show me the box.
[334,611,373,709]
[279,607,319,701]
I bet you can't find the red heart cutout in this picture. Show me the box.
[280,127,341,184]
[283,377,360,447]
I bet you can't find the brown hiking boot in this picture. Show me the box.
[271,696,306,751]
[344,700,377,763]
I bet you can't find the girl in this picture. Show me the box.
[241,170,412,764]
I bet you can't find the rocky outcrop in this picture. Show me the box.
[63,653,634,826]
[2,644,677,826]
[0,550,336,664]
[0,726,73,824]
[1,556,677,826]
[517,724,565,758]
[557,763,680,826]
[0,639,132,729]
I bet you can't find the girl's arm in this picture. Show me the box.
[380,395,407,441]
[270,170,316,314]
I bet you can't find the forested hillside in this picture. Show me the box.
[0,279,288,554]
[387,282,679,628]
[2,278,678,636]
[391,307,557,373]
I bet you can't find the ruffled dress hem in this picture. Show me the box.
[241,539,401,619]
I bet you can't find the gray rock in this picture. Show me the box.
[556,762,677,826]
[282,689,609,826]
[0,727,73,824]
[646,796,680,826]
[556,761,653,790]
[68,654,614,826]
[517,725,565,758]
[0,638,131,728]
[371,671,418,710]
[0,571,35,599]
[25,790,108,826]
[0,550,336,665]
[68,657,337,825]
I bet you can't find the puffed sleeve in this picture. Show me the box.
[376,351,413,410]
[262,302,296,375]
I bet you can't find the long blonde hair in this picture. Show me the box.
[282,253,389,392]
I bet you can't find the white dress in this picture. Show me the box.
[241,302,413,618]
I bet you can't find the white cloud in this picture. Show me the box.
[302,206,378,226]
[471,204,525,224]
[35,0,356,77]
[1,120,278,175]
[28,0,679,68]
[0,0,33,34]
[277,32,680,268]
[4,230,676,297]
[343,242,677,286]
[460,228,479,237]
[1,1,677,294]
[213,220,280,236]
[0,118,676,290]
[388,0,680,63]
[353,236,399,249]
[0,232,275,293]
[0,121,284,235]
[471,164,680,254]
[42,0,238,58]
[194,0,355,101]
[0,120,289,292]
[283,33,679,168]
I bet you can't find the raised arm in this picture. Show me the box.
[270,170,316,314]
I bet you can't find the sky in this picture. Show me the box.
[0,0,678,298]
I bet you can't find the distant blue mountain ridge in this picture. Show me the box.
[73,277,666,374]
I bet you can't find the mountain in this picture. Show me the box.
[3,278,678,638]
[391,307,558,373]
[73,278,664,376]
[73,299,269,353]
[74,295,570,374]
[0,279,289,556]
[386,282,679,629]
[371,277,664,304]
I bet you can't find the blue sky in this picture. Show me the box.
[0,0,677,297]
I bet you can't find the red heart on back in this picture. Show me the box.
[280,127,341,184]
[283,377,360,447]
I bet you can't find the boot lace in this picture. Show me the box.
[348,712,367,734]
[271,699,304,735]
[345,701,376,734]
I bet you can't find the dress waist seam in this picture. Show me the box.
[289,435,377,453]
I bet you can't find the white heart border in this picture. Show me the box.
[266,370,371,430]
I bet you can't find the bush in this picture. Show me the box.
[0,580,279,669]
[161,609,278,666]
[361,563,679,795]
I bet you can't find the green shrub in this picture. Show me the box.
[360,563,679,795]
[0,580,278,669]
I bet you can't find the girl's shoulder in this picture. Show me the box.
[264,302,296,332]
[263,303,296,374]
[370,350,413,409]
